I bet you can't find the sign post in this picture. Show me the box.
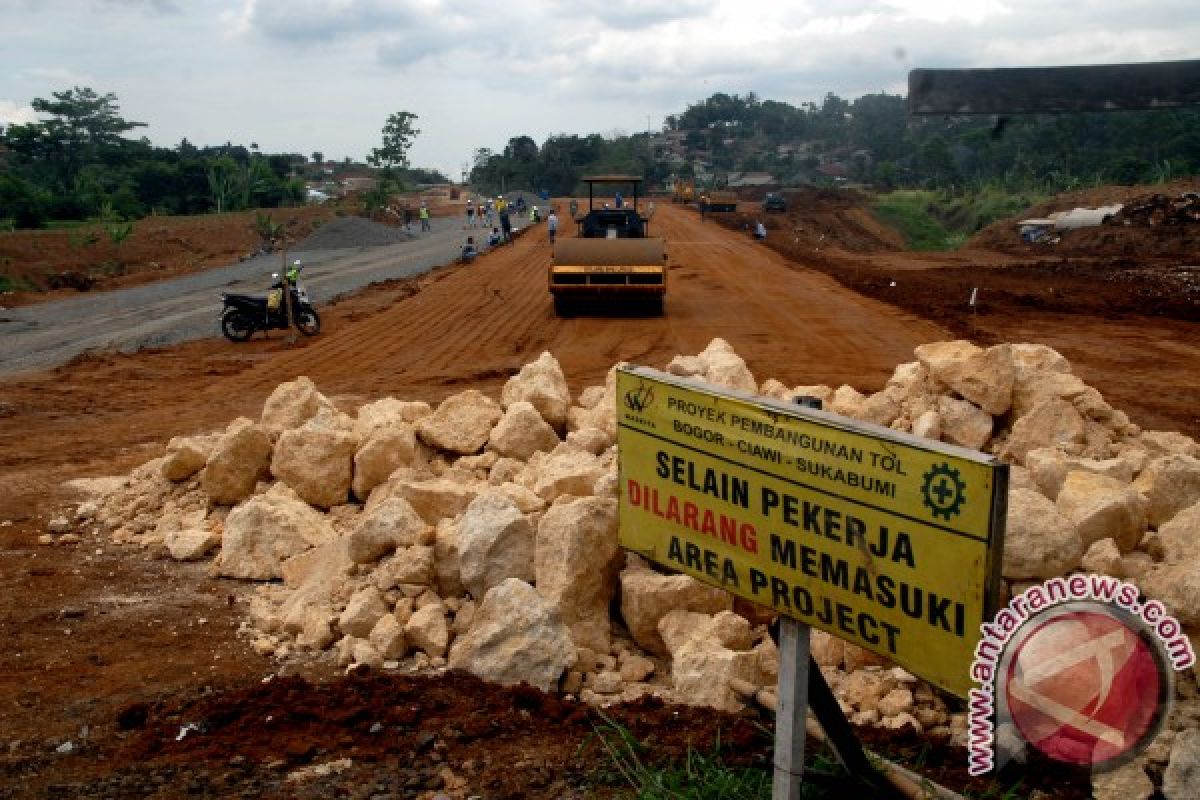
[616,366,1008,791]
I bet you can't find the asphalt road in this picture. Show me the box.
[0,217,500,376]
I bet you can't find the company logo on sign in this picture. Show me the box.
[623,382,655,413]
[921,463,967,521]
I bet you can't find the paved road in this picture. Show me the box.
[0,217,497,376]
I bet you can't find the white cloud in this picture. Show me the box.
[0,100,39,126]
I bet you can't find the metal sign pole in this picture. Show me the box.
[773,617,812,799]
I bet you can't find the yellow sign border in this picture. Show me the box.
[616,366,1008,698]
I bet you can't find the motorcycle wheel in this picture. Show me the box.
[295,307,321,336]
[221,311,255,342]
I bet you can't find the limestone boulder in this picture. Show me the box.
[368,614,407,660]
[379,477,479,523]
[346,496,427,564]
[758,378,791,401]
[700,347,756,394]
[1056,471,1146,552]
[830,385,866,418]
[202,419,273,506]
[488,401,560,460]
[271,427,358,509]
[665,354,705,378]
[1010,371,1088,421]
[619,567,734,655]
[1080,538,1123,577]
[915,341,1015,415]
[1164,728,1200,800]
[937,396,992,451]
[532,446,605,502]
[447,578,576,692]
[164,527,220,561]
[277,539,355,635]
[354,397,432,439]
[501,351,571,430]
[660,611,766,712]
[216,484,335,580]
[373,545,435,590]
[416,390,503,455]
[1000,397,1086,464]
[1025,448,1134,500]
[405,603,450,658]
[458,493,535,599]
[1003,489,1084,580]
[1140,563,1200,626]
[565,427,611,456]
[261,376,332,434]
[352,426,419,501]
[1141,431,1200,460]
[535,497,622,652]
[1159,500,1200,565]
[162,434,215,482]
[338,586,389,638]
[911,410,941,440]
[1132,454,1200,528]
[859,387,903,428]
[1091,762,1154,800]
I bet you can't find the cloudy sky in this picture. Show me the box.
[2,0,1197,178]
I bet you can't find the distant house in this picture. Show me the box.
[341,176,379,192]
[727,171,775,188]
[816,162,849,179]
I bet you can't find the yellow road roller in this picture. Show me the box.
[549,175,667,316]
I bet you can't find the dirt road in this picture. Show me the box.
[0,217,476,375]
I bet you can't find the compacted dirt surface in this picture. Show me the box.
[1,194,1195,797]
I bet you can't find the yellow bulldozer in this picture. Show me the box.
[672,178,695,204]
[549,175,667,316]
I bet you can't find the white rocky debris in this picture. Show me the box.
[447,578,575,692]
[80,339,1200,788]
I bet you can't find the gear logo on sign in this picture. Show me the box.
[921,462,966,521]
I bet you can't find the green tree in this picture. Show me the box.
[368,111,421,170]
[21,87,145,190]
[311,151,324,164]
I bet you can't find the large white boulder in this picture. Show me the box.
[354,397,431,439]
[346,496,428,564]
[352,426,419,501]
[915,341,1015,415]
[1056,471,1146,552]
[433,518,465,597]
[260,376,332,434]
[405,603,450,658]
[619,567,733,655]
[936,395,993,451]
[271,427,358,509]
[377,476,480,523]
[1132,453,1200,528]
[1025,448,1134,500]
[161,434,215,482]
[1003,488,1084,580]
[216,484,335,580]
[416,390,502,455]
[448,578,576,692]
[164,526,221,561]
[501,351,572,431]
[458,493,535,599]
[277,539,355,635]
[658,610,766,712]
[698,339,757,394]
[373,545,436,590]
[338,586,389,638]
[1000,397,1086,464]
[1159,500,1200,565]
[202,419,273,506]
[488,401,560,460]
[532,446,605,502]
[535,497,622,652]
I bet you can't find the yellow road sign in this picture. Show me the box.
[617,366,1008,697]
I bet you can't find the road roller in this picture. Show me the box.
[549,175,667,316]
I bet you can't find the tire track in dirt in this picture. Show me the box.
[0,205,949,515]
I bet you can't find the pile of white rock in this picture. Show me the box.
[78,339,1199,799]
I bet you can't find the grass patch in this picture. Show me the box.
[873,186,1047,251]
[873,191,955,251]
[586,712,849,799]
[0,274,40,293]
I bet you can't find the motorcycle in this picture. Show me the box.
[220,265,321,342]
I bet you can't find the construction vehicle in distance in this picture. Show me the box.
[705,189,738,212]
[672,178,695,204]
[763,192,787,212]
[549,175,667,316]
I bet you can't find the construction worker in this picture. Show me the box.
[497,195,512,242]
[754,220,767,240]
[531,205,540,223]
[460,236,477,263]
[547,211,558,245]
[466,200,475,228]
[287,259,301,283]
[419,203,431,232]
